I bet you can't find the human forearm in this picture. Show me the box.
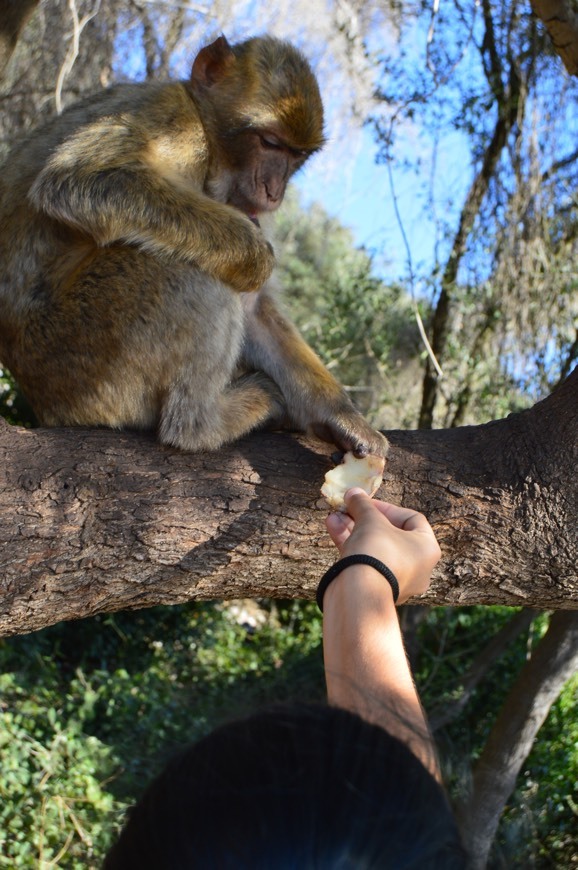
[322,565,440,779]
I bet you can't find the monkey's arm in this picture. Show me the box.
[242,290,388,458]
[27,119,274,293]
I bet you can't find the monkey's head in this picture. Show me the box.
[189,35,325,218]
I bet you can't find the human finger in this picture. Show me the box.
[325,511,355,550]
[378,502,434,533]
[342,490,431,535]
[342,488,382,521]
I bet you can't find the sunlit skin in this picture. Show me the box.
[323,488,442,781]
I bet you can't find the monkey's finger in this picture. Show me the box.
[351,444,369,458]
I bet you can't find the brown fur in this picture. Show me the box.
[0,35,387,457]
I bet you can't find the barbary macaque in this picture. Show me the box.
[0,35,387,458]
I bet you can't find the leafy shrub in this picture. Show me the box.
[0,601,324,865]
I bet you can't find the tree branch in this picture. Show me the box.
[1,369,576,637]
[419,10,525,429]
[54,0,101,114]
[531,0,578,76]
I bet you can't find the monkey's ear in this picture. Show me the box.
[191,36,236,87]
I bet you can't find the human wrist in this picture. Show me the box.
[319,558,398,614]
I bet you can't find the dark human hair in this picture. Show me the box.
[104,703,467,869]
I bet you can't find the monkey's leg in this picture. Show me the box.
[12,250,254,438]
[241,287,388,458]
[159,372,285,452]
[14,247,285,452]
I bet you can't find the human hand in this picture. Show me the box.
[325,489,441,604]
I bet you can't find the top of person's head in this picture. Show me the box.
[104,702,467,869]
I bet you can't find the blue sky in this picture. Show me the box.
[295,122,470,288]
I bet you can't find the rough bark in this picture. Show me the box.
[0,0,40,74]
[1,369,576,637]
[456,610,578,867]
[531,0,578,76]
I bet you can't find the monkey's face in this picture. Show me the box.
[190,35,324,219]
[223,129,311,217]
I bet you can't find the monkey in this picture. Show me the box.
[0,34,388,459]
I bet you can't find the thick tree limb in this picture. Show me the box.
[531,0,578,76]
[0,369,576,637]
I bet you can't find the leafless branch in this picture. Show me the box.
[55,0,102,114]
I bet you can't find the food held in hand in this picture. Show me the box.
[321,452,385,511]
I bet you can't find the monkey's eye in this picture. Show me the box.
[259,134,283,150]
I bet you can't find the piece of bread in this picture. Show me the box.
[321,452,385,511]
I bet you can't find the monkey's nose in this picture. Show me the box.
[264,178,285,206]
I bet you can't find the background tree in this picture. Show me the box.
[371,0,578,428]
[274,188,421,427]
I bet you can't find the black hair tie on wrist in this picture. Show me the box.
[316,555,400,612]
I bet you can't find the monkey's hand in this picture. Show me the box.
[311,411,389,460]
[242,291,389,457]
[205,216,276,294]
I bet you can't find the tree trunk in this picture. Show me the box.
[1,369,576,637]
[456,610,578,867]
[0,0,40,73]
[418,3,524,429]
[531,0,578,76]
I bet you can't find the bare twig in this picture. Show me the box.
[426,0,441,79]
[55,0,102,114]
[427,0,480,86]
[133,0,208,11]
[384,153,444,379]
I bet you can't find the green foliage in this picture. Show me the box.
[274,187,421,423]
[0,601,324,866]
[509,675,578,866]
[414,607,578,866]
[275,189,414,361]
[0,669,117,866]
[2,601,575,867]
[0,365,36,427]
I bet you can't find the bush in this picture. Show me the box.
[0,601,324,865]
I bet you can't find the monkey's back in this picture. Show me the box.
[0,80,205,300]
[0,80,222,429]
